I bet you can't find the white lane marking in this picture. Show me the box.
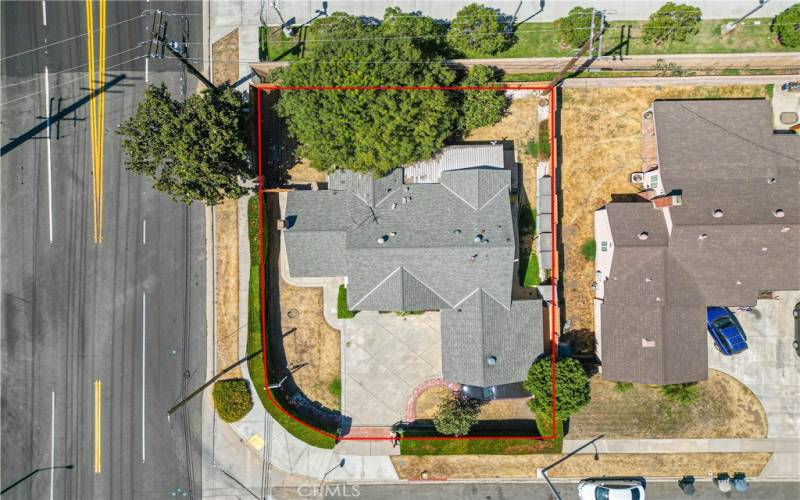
[142,291,146,462]
[42,0,47,26]
[142,219,146,245]
[144,57,148,83]
[50,391,55,500]
[45,66,53,244]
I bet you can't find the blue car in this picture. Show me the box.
[707,307,748,355]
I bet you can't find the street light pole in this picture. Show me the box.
[723,0,770,33]
[539,435,604,500]
[1,465,74,495]
[319,459,346,487]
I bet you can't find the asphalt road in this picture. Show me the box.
[2,1,206,498]
[271,480,800,500]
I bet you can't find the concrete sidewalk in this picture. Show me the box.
[564,438,800,479]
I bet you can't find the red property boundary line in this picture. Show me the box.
[254,84,559,442]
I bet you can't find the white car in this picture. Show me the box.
[578,478,646,500]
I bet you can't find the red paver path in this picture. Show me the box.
[342,426,393,439]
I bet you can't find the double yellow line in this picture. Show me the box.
[85,0,106,244]
[94,379,103,474]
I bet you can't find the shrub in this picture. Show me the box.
[337,285,356,319]
[580,239,596,261]
[661,383,699,405]
[213,378,254,423]
[538,120,551,159]
[642,2,702,45]
[460,65,507,130]
[773,4,800,48]
[527,138,539,157]
[328,378,342,400]
[614,382,634,393]
[554,7,607,49]
[447,3,510,56]
[433,394,482,436]
[524,357,591,422]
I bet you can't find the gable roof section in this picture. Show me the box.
[440,168,511,210]
[606,202,669,247]
[350,267,451,311]
[441,291,544,387]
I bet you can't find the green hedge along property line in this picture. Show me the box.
[246,196,337,449]
[212,378,254,423]
[337,285,356,319]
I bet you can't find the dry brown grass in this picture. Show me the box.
[559,85,769,330]
[415,387,453,420]
[212,29,239,86]
[414,387,534,422]
[392,452,771,479]
[285,158,328,183]
[214,199,240,378]
[569,370,767,439]
[278,280,341,409]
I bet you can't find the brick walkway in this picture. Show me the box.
[404,378,461,422]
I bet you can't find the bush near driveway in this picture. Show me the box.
[772,4,800,48]
[661,382,700,405]
[213,379,254,423]
[642,3,702,45]
[524,357,591,422]
[433,394,483,436]
[447,3,510,56]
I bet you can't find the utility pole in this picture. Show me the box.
[546,14,606,88]
[167,348,262,416]
[596,10,615,61]
[539,435,603,499]
[587,8,596,60]
[146,10,217,91]
[724,0,770,34]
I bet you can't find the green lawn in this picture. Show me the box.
[246,197,337,449]
[337,285,356,319]
[261,18,793,62]
[400,421,563,455]
[519,251,541,288]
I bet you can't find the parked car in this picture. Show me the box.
[793,302,800,357]
[578,478,646,500]
[707,307,748,355]
[782,81,800,92]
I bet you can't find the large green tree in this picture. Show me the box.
[277,10,458,176]
[447,3,509,56]
[773,4,800,48]
[554,6,606,49]
[118,83,248,205]
[433,394,482,436]
[460,65,507,130]
[523,357,591,422]
[641,2,702,45]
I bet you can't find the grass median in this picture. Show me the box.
[246,196,337,449]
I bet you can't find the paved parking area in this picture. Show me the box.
[341,311,442,426]
[708,291,800,438]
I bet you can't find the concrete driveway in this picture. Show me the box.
[708,291,800,438]
[341,311,442,427]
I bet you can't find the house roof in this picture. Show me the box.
[599,100,800,384]
[284,147,517,310]
[440,291,544,387]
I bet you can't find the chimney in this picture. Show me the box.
[652,194,682,209]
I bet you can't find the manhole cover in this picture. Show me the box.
[780,111,798,125]
[287,309,299,319]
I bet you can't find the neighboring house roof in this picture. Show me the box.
[598,100,800,385]
[441,291,544,387]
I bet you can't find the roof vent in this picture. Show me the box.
[377,236,386,244]
[761,247,768,252]
[736,280,742,285]
[453,229,461,234]
[768,177,777,184]
[390,231,397,237]
[699,233,708,240]
[391,203,397,210]
[638,231,649,240]
[781,227,791,233]
[712,209,724,218]
[486,356,497,366]
[642,338,656,348]
[774,209,785,218]
[474,235,483,243]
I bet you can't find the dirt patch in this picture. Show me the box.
[479,398,534,421]
[286,158,328,184]
[277,279,341,410]
[568,370,767,439]
[415,387,453,420]
[392,452,771,479]
[212,29,239,85]
[559,85,769,330]
[214,199,240,378]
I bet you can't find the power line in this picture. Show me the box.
[0,14,145,63]
[1,55,145,106]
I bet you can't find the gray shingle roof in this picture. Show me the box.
[402,144,505,184]
[600,100,800,384]
[441,291,544,387]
